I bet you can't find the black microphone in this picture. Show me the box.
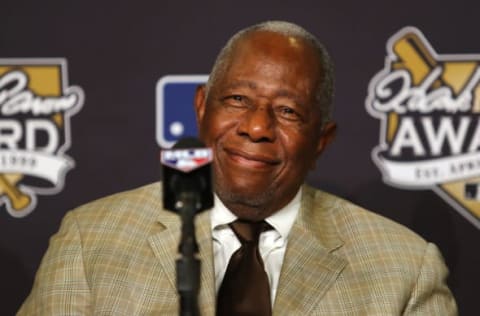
[161,137,214,213]
[161,137,212,316]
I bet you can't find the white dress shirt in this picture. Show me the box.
[211,188,301,304]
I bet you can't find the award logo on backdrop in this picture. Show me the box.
[366,27,480,229]
[156,75,208,148]
[0,59,84,218]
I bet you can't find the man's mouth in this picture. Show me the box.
[224,148,281,169]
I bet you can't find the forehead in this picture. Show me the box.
[241,31,314,53]
[220,31,322,95]
[232,31,320,70]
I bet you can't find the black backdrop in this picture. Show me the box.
[1,1,479,315]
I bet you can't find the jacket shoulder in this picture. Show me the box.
[65,182,168,239]
[306,185,427,247]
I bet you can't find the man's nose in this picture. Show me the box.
[237,105,276,142]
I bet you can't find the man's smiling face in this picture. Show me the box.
[195,31,335,221]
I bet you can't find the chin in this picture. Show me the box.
[215,181,278,219]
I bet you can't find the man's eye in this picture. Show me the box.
[221,95,250,111]
[277,106,301,121]
[224,95,248,107]
[281,107,295,114]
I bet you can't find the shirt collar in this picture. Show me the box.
[210,187,302,240]
[210,194,237,231]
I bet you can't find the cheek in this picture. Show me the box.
[281,131,319,167]
[200,109,238,144]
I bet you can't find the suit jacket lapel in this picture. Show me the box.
[148,210,215,316]
[273,186,347,314]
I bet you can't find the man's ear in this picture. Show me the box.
[194,84,207,129]
[315,121,337,159]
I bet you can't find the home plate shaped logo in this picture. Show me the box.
[366,27,480,229]
[0,58,84,218]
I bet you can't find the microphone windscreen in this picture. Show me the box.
[161,137,213,213]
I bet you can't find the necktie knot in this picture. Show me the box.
[229,220,267,243]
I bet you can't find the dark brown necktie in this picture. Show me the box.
[216,220,272,316]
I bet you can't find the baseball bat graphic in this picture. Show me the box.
[0,174,31,210]
[386,32,443,143]
[392,32,440,85]
[393,31,478,108]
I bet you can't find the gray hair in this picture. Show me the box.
[205,20,335,126]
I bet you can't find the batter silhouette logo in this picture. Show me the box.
[0,59,84,217]
[366,27,480,229]
[156,75,208,148]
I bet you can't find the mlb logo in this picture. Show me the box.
[161,148,213,173]
[156,75,209,148]
[465,183,480,200]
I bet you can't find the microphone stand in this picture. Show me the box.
[176,191,201,316]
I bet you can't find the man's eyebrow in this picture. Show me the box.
[275,89,297,99]
[226,81,297,97]
[274,89,308,107]
[224,80,257,90]
[223,81,305,104]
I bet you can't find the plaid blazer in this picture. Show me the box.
[18,182,457,315]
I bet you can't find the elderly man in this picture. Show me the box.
[18,21,457,315]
